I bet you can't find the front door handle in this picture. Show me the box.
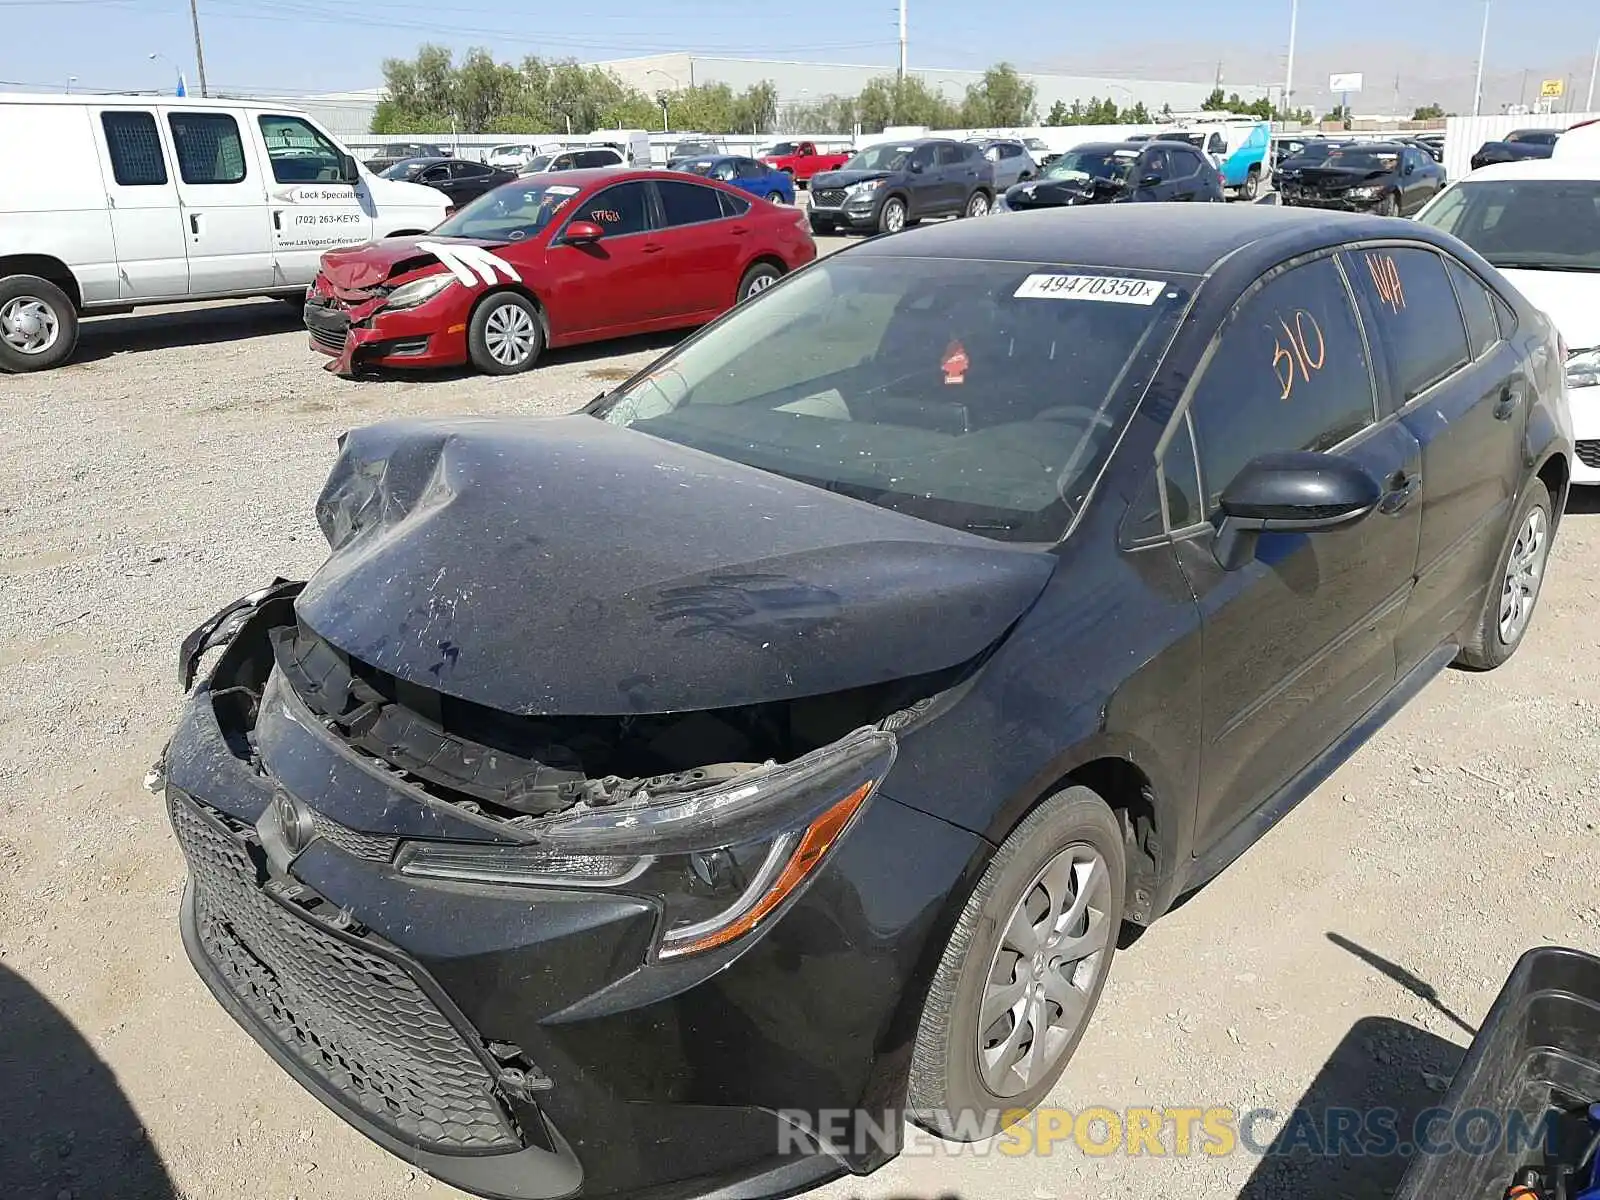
[189,212,202,236]
[1493,388,1519,420]
[1382,470,1421,513]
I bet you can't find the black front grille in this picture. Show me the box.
[1577,440,1600,469]
[304,303,350,353]
[311,810,400,862]
[812,189,847,207]
[171,793,520,1153]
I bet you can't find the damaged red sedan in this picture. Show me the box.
[303,168,816,376]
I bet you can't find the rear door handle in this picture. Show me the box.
[729,224,749,235]
[641,242,664,254]
[1493,388,1519,420]
[1382,470,1421,513]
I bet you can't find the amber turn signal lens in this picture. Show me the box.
[658,780,874,959]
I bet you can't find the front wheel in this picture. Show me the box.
[467,291,543,375]
[907,786,1125,1139]
[964,190,992,218]
[0,275,79,373]
[1455,479,1554,670]
[1377,193,1399,217]
[736,262,782,303]
[878,196,908,234]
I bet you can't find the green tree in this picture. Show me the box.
[959,62,1038,127]
[1044,99,1072,125]
[1201,86,1228,111]
[1412,102,1446,120]
[855,74,960,132]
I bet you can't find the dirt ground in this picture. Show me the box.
[1,278,1596,1200]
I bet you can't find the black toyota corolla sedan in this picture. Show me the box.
[156,205,1573,1200]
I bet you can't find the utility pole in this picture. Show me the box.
[897,0,907,83]
[1393,72,1400,120]
[1472,0,1490,116]
[1589,32,1598,112]
[1283,0,1298,124]
[189,0,209,96]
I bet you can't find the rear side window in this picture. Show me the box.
[1189,255,1376,512]
[101,111,167,186]
[1445,259,1501,359]
[941,144,969,166]
[1346,247,1470,403]
[1174,148,1206,176]
[657,180,725,226]
[167,113,247,185]
[718,190,750,218]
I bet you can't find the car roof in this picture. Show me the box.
[509,167,715,188]
[1459,158,1600,181]
[390,157,448,168]
[1065,141,1145,152]
[841,203,1448,277]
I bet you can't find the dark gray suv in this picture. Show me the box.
[808,138,994,235]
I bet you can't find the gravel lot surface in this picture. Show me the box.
[1,237,1596,1200]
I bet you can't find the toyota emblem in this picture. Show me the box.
[273,789,316,856]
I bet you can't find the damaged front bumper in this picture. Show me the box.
[159,584,989,1200]
[304,291,466,377]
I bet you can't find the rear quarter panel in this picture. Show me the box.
[0,102,117,303]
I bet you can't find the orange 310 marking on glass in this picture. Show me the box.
[1271,309,1326,401]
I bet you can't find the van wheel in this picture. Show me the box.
[467,291,543,375]
[0,275,78,373]
[907,786,1125,1140]
[1241,166,1261,200]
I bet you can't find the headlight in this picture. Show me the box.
[1568,348,1600,390]
[846,179,882,196]
[383,273,454,310]
[396,727,895,960]
[1347,186,1384,200]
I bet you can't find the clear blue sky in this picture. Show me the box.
[5,0,1596,105]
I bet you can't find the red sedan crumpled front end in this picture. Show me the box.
[304,239,485,376]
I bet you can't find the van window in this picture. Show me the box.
[101,112,168,186]
[257,114,346,184]
[167,113,247,185]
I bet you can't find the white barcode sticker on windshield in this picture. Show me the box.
[1014,274,1168,304]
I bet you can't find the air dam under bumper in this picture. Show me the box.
[161,589,990,1200]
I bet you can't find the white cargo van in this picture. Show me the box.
[0,94,449,372]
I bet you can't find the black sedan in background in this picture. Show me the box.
[999,139,1223,211]
[1471,128,1560,170]
[158,205,1570,1200]
[378,157,517,210]
[1270,137,1346,190]
[1278,142,1445,215]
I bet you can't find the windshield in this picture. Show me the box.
[1418,179,1600,272]
[429,180,584,241]
[380,159,429,180]
[591,256,1192,541]
[845,143,918,171]
[1283,142,1336,164]
[1325,147,1399,171]
[1044,148,1138,182]
[1507,130,1556,144]
[672,141,717,157]
[1024,138,1050,151]
[681,158,719,175]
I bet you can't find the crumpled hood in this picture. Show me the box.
[812,169,892,190]
[317,235,506,290]
[1006,176,1117,207]
[1291,166,1391,191]
[1499,269,1600,349]
[294,416,1058,716]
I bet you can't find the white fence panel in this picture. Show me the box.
[1444,112,1600,180]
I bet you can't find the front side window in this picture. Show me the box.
[735,159,766,179]
[1189,256,1376,513]
[593,257,1194,541]
[568,182,651,236]
[911,144,939,171]
[1344,246,1470,403]
[431,180,588,241]
[258,114,344,184]
[1416,178,1600,274]
[657,180,725,227]
[168,113,246,185]
[101,111,167,186]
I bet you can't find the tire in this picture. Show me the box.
[877,196,908,235]
[1377,193,1399,217]
[467,291,543,376]
[0,275,79,373]
[907,786,1125,1140]
[1241,166,1261,200]
[1455,479,1554,670]
[766,191,787,205]
[736,261,782,303]
[963,190,992,218]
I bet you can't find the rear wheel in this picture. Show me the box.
[1241,166,1261,200]
[0,275,78,373]
[467,291,543,375]
[1456,479,1553,670]
[908,786,1125,1139]
[964,190,992,218]
[736,262,782,303]
[766,190,787,204]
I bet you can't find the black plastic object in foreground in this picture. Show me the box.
[1393,946,1600,1199]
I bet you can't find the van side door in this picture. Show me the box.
[257,113,375,287]
[164,108,274,292]
[90,108,190,299]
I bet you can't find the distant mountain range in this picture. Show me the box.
[1047,40,1597,116]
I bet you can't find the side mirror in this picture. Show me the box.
[564,220,605,244]
[339,153,360,184]
[1212,451,1381,571]
[1404,162,1416,175]
[1140,173,1163,188]
[908,160,924,174]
